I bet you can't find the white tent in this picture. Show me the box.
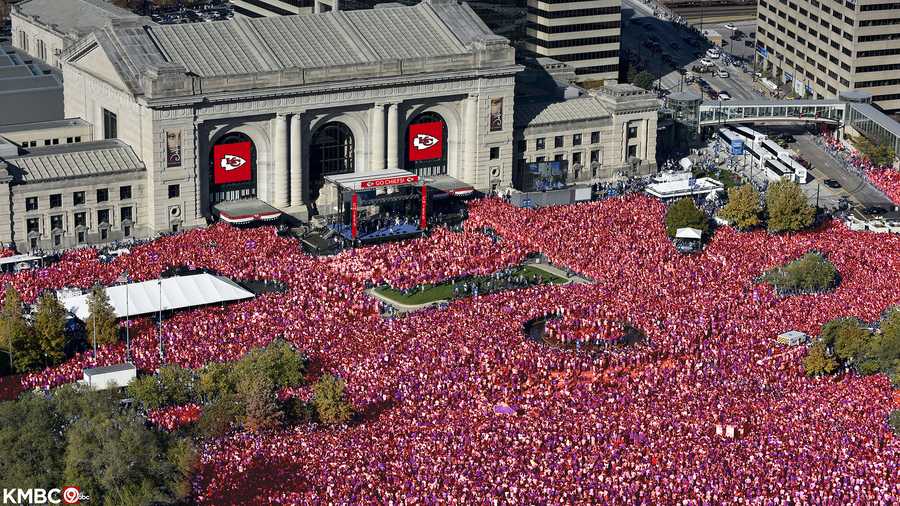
[61,273,255,320]
[675,227,704,240]
[679,157,693,172]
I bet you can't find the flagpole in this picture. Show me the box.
[157,276,164,367]
[125,272,130,363]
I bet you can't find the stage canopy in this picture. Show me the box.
[325,169,419,191]
[675,227,703,240]
[61,273,255,320]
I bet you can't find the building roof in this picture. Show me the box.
[0,117,90,134]
[850,103,900,138]
[79,0,509,97]
[83,363,136,376]
[12,0,139,39]
[1,139,144,183]
[515,96,611,128]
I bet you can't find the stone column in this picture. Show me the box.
[371,103,386,171]
[274,113,289,208]
[464,94,479,184]
[621,122,628,165]
[290,113,303,207]
[314,1,321,13]
[387,102,399,170]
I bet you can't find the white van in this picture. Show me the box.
[706,48,721,59]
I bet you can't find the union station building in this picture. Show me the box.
[0,0,658,251]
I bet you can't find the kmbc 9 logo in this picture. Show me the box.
[2,486,85,504]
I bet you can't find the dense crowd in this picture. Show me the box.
[818,133,899,205]
[867,168,900,206]
[147,403,202,431]
[1,196,898,503]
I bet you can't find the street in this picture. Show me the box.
[621,0,762,101]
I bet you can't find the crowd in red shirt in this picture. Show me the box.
[1,195,898,503]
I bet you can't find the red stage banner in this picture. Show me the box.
[351,193,358,239]
[360,175,419,188]
[408,121,443,161]
[213,142,252,185]
[420,185,427,230]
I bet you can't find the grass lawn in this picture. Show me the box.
[374,265,567,306]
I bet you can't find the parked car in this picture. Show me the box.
[718,91,732,100]
[700,58,714,66]
[706,48,721,59]
[717,69,730,78]
[724,23,737,30]
[824,179,842,189]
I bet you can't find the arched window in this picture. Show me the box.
[311,122,355,176]
[309,122,355,204]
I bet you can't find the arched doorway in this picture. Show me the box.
[209,132,257,207]
[309,122,355,204]
[405,112,448,177]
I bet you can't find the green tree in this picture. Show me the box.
[33,291,68,366]
[197,361,235,402]
[719,184,762,230]
[819,318,871,372]
[312,374,353,426]
[237,373,282,432]
[232,339,305,390]
[158,364,195,406]
[765,179,815,233]
[889,410,900,436]
[127,375,168,410]
[85,285,119,347]
[197,395,239,438]
[804,341,839,377]
[665,197,709,237]
[631,70,656,90]
[0,393,66,489]
[63,411,186,504]
[0,284,35,372]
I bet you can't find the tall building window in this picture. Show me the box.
[120,185,132,200]
[102,109,117,139]
[50,214,63,231]
[97,188,109,203]
[168,184,180,199]
[97,209,110,225]
[25,197,38,211]
[26,218,39,234]
[74,212,86,228]
[49,194,62,208]
[73,191,85,206]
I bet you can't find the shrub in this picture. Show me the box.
[889,410,900,436]
[762,252,838,295]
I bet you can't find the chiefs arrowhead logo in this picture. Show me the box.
[413,133,439,151]
[220,154,247,171]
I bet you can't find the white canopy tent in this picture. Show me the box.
[675,227,704,241]
[61,273,255,320]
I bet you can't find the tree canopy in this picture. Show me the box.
[631,71,656,91]
[33,291,68,367]
[719,184,762,230]
[765,179,815,233]
[0,385,194,505]
[665,197,709,238]
[312,374,353,426]
[85,284,119,347]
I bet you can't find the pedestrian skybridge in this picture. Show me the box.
[698,100,846,127]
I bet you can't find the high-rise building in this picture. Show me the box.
[229,0,314,18]
[756,0,900,113]
[523,0,621,84]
